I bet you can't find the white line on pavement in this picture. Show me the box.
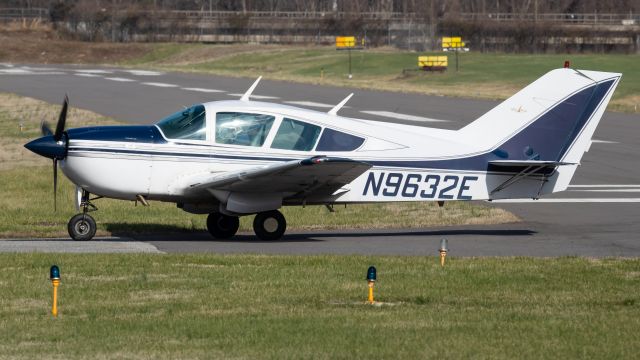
[493,198,640,203]
[124,70,163,76]
[360,110,450,122]
[142,82,178,87]
[105,77,136,82]
[591,139,618,144]
[569,189,640,193]
[75,73,102,77]
[284,101,335,108]
[228,93,279,100]
[181,87,225,93]
[75,69,113,74]
[568,185,640,188]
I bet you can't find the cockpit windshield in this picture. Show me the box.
[156,104,207,140]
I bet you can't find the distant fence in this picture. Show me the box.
[0,8,47,21]
[1,8,638,26]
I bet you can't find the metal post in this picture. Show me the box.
[455,49,459,72]
[348,48,352,79]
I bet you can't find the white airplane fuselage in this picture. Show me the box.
[26,68,622,240]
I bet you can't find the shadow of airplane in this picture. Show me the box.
[104,223,536,243]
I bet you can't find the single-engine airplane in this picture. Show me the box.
[25,67,621,241]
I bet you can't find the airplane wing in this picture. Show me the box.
[185,156,371,199]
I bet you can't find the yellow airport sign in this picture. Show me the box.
[336,36,356,48]
[418,56,448,68]
[442,36,465,49]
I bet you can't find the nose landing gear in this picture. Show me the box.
[68,189,99,241]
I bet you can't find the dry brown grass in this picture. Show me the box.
[0,25,153,64]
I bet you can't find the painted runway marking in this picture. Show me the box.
[142,82,178,88]
[592,139,618,144]
[570,189,640,193]
[493,198,640,203]
[105,77,136,82]
[360,110,450,122]
[229,93,279,100]
[0,68,34,74]
[284,101,334,108]
[124,70,163,76]
[0,68,65,75]
[75,73,102,77]
[181,87,225,93]
[568,185,640,188]
[75,69,113,74]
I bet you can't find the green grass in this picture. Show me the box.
[132,45,639,113]
[0,254,638,359]
[0,93,516,238]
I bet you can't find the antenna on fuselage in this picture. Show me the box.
[328,93,353,116]
[240,76,262,102]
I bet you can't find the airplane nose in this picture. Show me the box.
[24,135,67,159]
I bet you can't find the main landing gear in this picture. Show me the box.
[206,210,287,241]
[68,189,99,241]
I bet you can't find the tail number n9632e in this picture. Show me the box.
[362,172,478,200]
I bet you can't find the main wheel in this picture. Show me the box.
[68,213,97,241]
[206,213,239,239]
[253,210,286,241]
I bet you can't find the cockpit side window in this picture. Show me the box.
[156,104,207,141]
[271,118,321,151]
[316,128,365,151]
[215,112,275,147]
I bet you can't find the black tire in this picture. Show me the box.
[253,210,286,241]
[67,213,97,241]
[206,213,239,239]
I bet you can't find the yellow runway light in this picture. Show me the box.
[366,266,376,304]
[50,265,60,317]
[439,239,448,267]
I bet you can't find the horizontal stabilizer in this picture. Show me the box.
[489,160,576,167]
[488,160,576,176]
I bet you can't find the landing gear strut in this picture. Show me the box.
[253,210,286,241]
[206,213,240,239]
[68,189,99,241]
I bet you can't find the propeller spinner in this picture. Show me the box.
[24,95,69,211]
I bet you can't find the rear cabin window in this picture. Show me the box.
[271,118,321,151]
[315,128,365,151]
[215,112,275,147]
[156,104,207,140]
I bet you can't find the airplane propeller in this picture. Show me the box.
[27,95,69,211]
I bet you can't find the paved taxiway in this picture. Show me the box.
[1,64,639,256]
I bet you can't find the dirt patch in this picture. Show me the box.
[0,24,153,64]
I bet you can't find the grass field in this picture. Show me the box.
[0,93,517,238]
[0,253,638,359]
[127,45,640,113]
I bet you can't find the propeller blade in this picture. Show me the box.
[53,158,58,212]
[41,120,53,137]
[54,95,68,142]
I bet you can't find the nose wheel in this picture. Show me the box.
[68,213,97,241]
[253,210,286,241]
[68,189,99,241]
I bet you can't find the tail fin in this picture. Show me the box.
[459,68,621,193]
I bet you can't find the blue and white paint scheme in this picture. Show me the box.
[24,68,622,241]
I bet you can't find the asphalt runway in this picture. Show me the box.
[2,63,639,256]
